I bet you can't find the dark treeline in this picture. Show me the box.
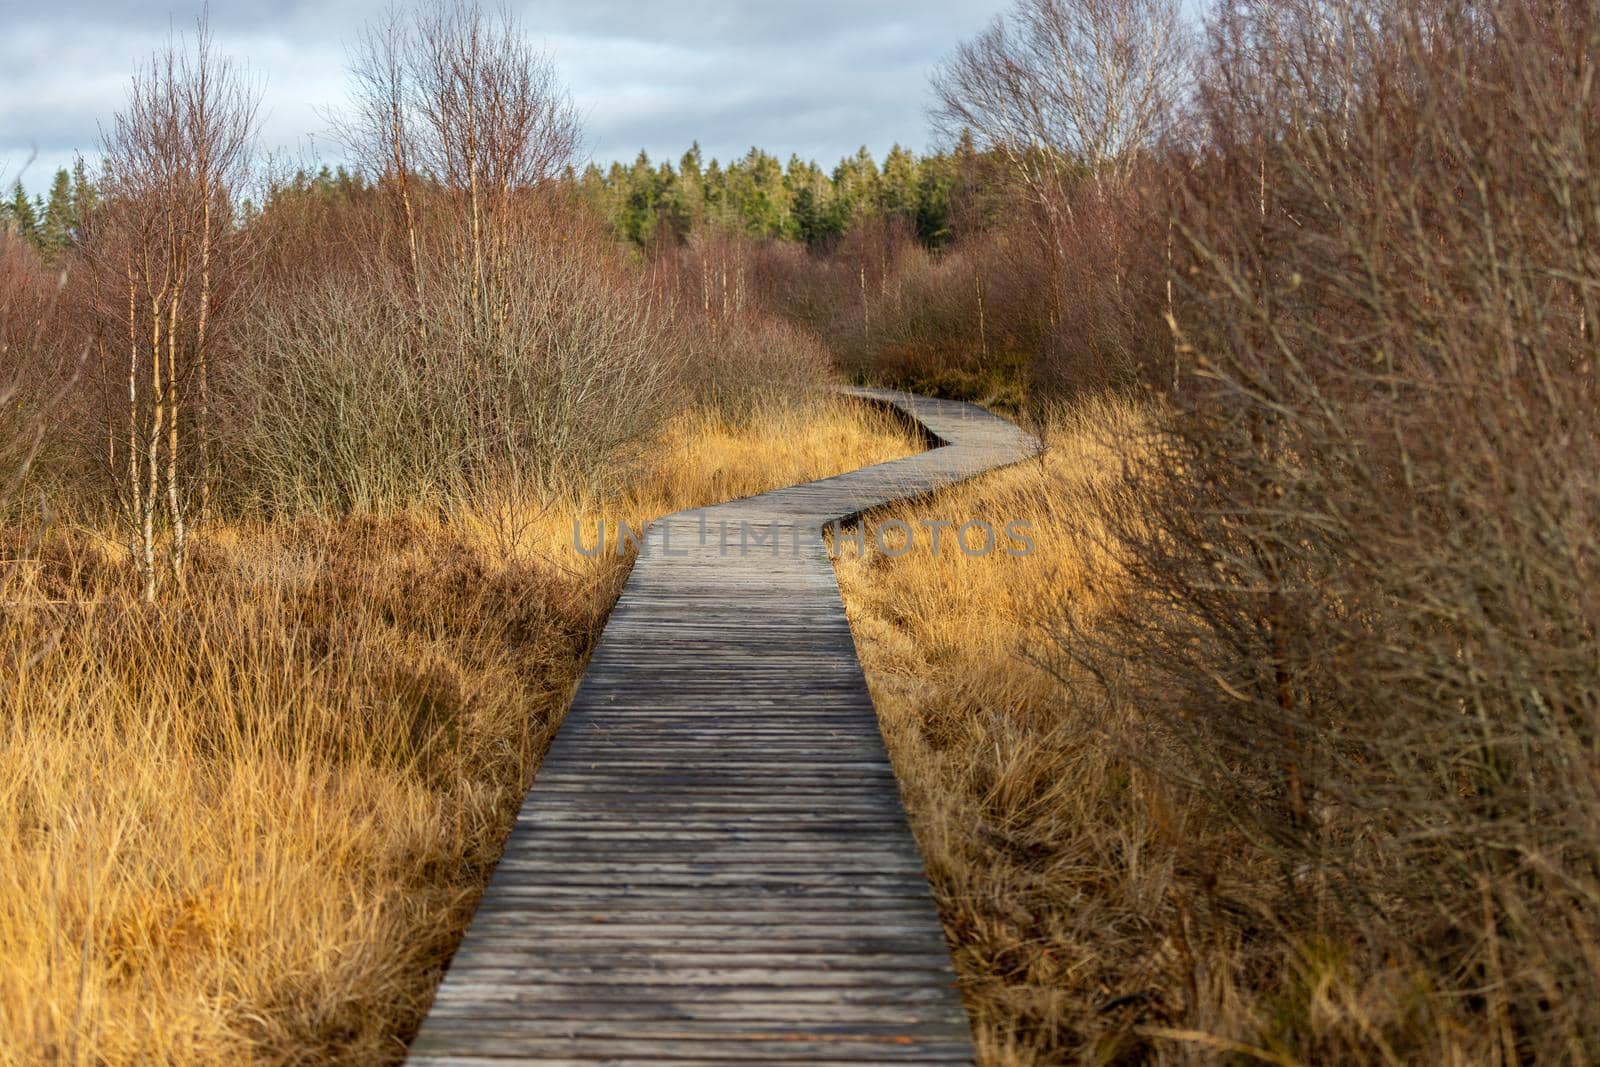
[571,136,997,249]
[5,136,1000,258]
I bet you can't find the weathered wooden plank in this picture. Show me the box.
[439,953,966,974]
[409,1034,973,1063]
[454,920,950,937]
[422,981,964,1004]
[409,388,1039,1065]
[422,1001,962,1025]
[475,886,940,904]
[412,1020,973,1044]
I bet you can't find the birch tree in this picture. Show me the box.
[97,18,256,600]
[342,2,580,341]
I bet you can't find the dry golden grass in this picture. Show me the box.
[834,395,1208,1065]
[0,394,920,1066]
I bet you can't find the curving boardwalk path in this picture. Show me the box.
[410,388,1041,1065]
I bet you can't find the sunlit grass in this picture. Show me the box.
[833,395,1177,1065]
[0,394,920,1065]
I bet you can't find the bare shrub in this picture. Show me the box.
[229,201,681,513]
[677,313,832,417]
[725,218,1028,404]
[0,233,60,509]
[619,227,838,417]
[1032,172,1170,401]
[1066,0,1600,1057]
[207,1,695,514]
[740,198,1161,409]
[921,0,1191,405]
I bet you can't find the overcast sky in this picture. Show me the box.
[1,0,1009,193]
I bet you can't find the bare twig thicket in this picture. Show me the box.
[342,1,580,338]
[802,0,1600,1059]
[246,0,696,518]
[87,18,256,600]
[0,231,59,509]
[928,0,1189,401]
[1050,0,1600,1058]
[232,201,687,512]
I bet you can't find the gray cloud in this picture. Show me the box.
[1,0,1005,192]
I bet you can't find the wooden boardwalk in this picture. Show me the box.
[410,388,1040,1065]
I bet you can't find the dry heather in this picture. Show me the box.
[0,396,919,1066]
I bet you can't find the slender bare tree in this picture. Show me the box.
[342,2,580,340]
[933,0,1193,202]
[343,9,428,341]
[95,17,256,600]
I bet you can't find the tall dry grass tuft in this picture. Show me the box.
[1,515,590,1064]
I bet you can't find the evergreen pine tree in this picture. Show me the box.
[8,182,38,244]
[878,144,920,226]
[712,148,789,238]
[946,128,991,238]
[40,167,76,255]
[914,152,957,248]
[785,155,833,246]
[576,162,610,221]
[664,148,704,241]
[679,142,703,182]
[621,150,660,245]
[827,147,879,235]
[702,157,730,229]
